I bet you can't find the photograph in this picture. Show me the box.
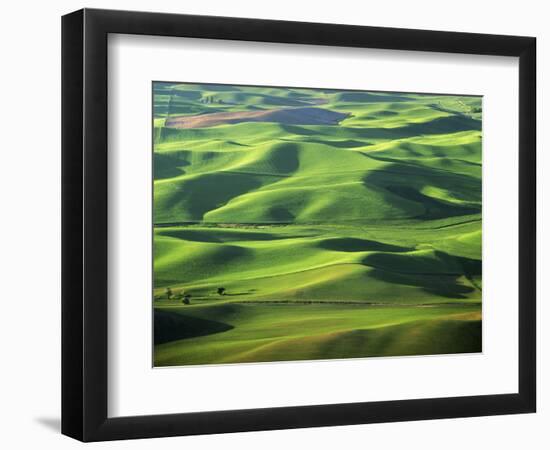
[152,82,483,367]
[0,0,542,446]
[0,1,539,446]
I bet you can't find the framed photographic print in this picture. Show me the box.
[62,8,536,441]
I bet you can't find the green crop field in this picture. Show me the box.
[152,82,482,367]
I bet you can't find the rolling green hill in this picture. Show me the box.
[152,82,482,366]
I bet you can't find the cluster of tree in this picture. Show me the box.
[156,286,227,304]
[200,95,224,104]
[163,287,192,304]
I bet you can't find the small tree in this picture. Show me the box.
[165,287,173,300]
[217,287,226,296]
[182,294,191,305]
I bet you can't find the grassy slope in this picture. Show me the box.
[154,302,481,366]
[152,83,482,366]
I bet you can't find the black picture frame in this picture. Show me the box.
[62,8,536,442]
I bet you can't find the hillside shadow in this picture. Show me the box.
[154,153,189,180]
[386,185,479,220]
[268,206,296,221]
[352,115,480,140]
[194,83,238,91]
[362,162,481,220]
[335,92,413,103]
[300,138,370,148]
[280,124,320,136]
[391,114,481,137]
[371,110,399,116]
[318,237,411,253]
[268,142,300,174]
[157,228,308,243]
[159,172,265,221]
[279,114,480,141]
[154,310,234,345]
[368,267,474,298]
[362,251,481,299]
[226,140,250,147]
